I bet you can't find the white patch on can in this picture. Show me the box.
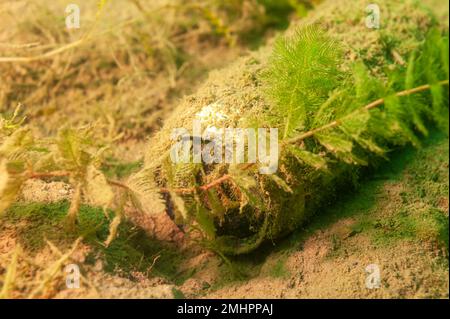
[195,102,228,125]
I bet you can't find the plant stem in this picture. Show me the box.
[107,179,130,190]
[66,183,81,231]
[29,171,71,179]
[27,76,448,201]
[284,80,449,146]
[0,19,138,63]
[159,174,232,194]
[104,175,234,195]
[28,170,229,195]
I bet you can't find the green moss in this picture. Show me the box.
[2,202,103,252]
[343,132,449,251]
[354,208,449,250]
[269,257,290,279]
[275,132,449,256]
[203,134,448,293]
[257,0,310,28]
[207,251,267,292]
[172,287,186,299]
[1,201,191,283]
[101,158,143,179]
[238,0,312,48]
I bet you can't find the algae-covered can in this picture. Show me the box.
[131,0,448,255]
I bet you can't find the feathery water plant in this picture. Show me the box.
[0,110,126,243]
[263,25,343,139]
[275,26,449,169]
[1,1,448,256]
[128,21,449,255]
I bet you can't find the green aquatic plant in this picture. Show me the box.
[0,111,127,244]
[1,1,448,257]
[268,26,449,167]
[129,21,448,256]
